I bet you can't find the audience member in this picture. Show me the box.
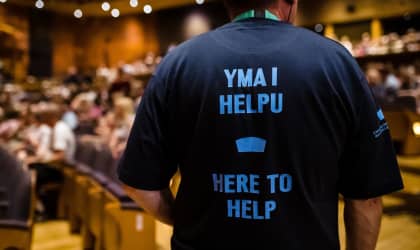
[109,68,131,101]
[367,67,387,102]
[63,66,83,86]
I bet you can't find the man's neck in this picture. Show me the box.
[265,7,284,20]
[231,7,285,21]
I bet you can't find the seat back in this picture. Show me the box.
[395,96,417,112]
[384,111,409,141]
[109,157,121,182]
[74,120,96,136]
[76,136,99,167]
[9,171,31,221]
[92,143,114,175]
[0,147,32,221]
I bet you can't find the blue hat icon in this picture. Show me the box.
[236,137,267,153]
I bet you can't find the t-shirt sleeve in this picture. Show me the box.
[338,74,404,199]
[117,75,178,191]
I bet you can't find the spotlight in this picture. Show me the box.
[412,122,420,136]
[111,8,120,18]
[35,0,44,9]
[143,4,152,14]
[130,0,138,8]
[196,0,205,4]
[101,2,111,12]
[74,9,83,19]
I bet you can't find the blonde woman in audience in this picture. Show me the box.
[96,97,135,158]
[109,97,135,158]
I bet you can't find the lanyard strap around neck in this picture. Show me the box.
[233,9,280,22]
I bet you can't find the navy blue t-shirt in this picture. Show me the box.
[118,19,403,250]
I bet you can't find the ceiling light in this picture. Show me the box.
[0,0,7,4]
[101,2,111,11]
[143,4,152,14]
[196,0,205,5]
[111,8,120,18]
[74,9,83,19]
[35,0,44,9]
[129,0,138,8]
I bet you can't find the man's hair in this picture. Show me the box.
[224,0,278,11]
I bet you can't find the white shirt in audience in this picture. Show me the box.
[36,124,53,161]
[52,120,76,162]
[24,124,53,161]
[385,74,401,90]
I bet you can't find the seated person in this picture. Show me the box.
[30,102,76,220]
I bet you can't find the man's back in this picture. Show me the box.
[119,18,403,250]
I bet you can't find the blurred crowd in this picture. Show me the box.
[365,61,420,103]
[0,52,161,168]
[1,46,420,167]
[334,29,420,57]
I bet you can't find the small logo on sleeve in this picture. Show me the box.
[236,137,267,153]
[377,109,385,121]
[373,109,389,139]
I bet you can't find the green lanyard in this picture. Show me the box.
[233,9,280,22]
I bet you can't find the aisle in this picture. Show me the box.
[31,221,172,250]
[32,221,82,250]
[32,156,420,250]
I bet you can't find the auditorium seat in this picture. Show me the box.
[103,187,156,250]
[80,137,156,250]
[384,96,420,155]
[61,135,97,219]
[66,136,100,233]
[83,143,115,250]
[101,168,182,250]
[384,111,409,142]
[0,147,36,250]
[75,136,98,167]
[395,96,417,113]
[86,150,156,250]
[61,136,161,250]
[401,111,420,155]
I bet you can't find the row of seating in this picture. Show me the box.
[0,147,36,250]
[58,135,157,250]
[0,135,179,250]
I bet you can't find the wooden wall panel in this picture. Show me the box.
[51,16,78,77]
[51,14,159,76]
[3,0,420,78]
[0,5,29,81]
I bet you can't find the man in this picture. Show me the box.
[44,103,76,163]
[118,0,404,249]
[31,103,76,219]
